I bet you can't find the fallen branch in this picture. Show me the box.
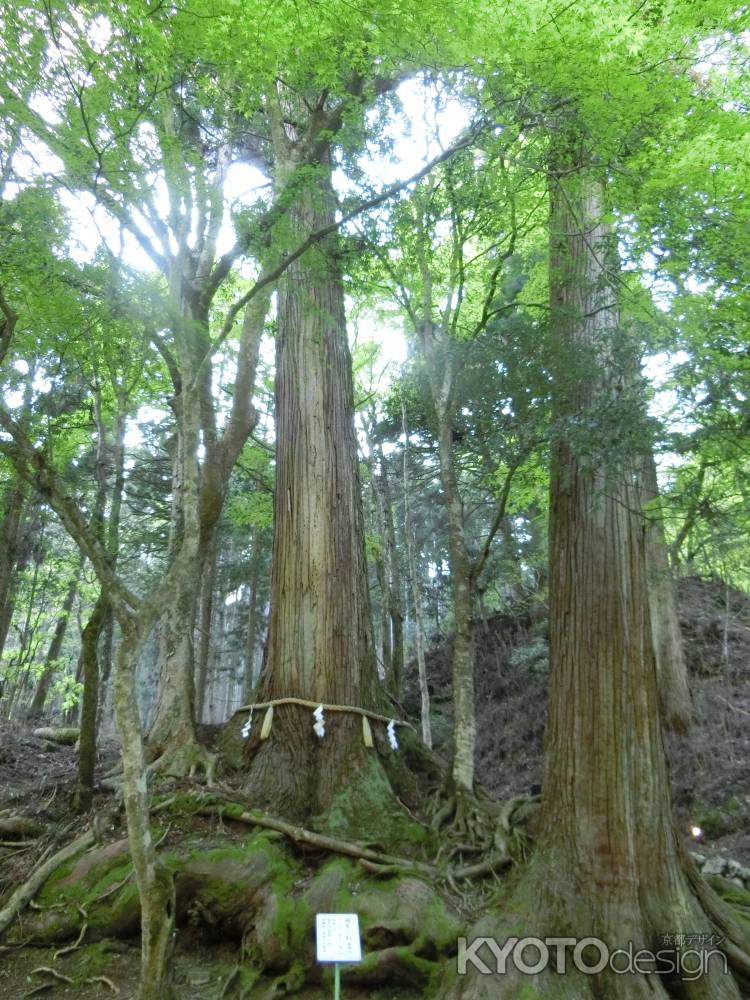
[0,817,46,838]
[202,804,437,878]
[0,828,94,937]
[32,727,80,746]
[716,694,750,719]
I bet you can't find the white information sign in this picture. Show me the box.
[315,913,362,964]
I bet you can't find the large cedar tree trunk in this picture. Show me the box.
[442,136,750,1000]
[244,134,380,818]
[537,137,748,1000]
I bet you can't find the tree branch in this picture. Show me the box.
[470,460,521,585]
[200,124,485,383]
[0,406,140,620]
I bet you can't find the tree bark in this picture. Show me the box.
[242,529,262,703]
[195,536,217,723]
[113,625,176,1000]
[75,590,108,812]
[380,455,405,700]
[442,124,750,1000]
[28,564,81,718]
[146,402,201,767]
[640,450,694,734]
[74,390,112,807]
[541,141,747,998]
[415,259,476,789]
[0,477,28,662]
[435,417,476,793]
[146,288,269,771]
[245,113,380,818]
[402,403,432,749]
[370,437,405,699]
[98,407,126,733]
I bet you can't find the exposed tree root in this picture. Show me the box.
[0,817,46,838]
[53,909,87,959]
[438,847,750,1000]
[86,975,120,994]
[146,739,217,784]
[30,968,73,985]
[199,802,439,879]
[0,828,95,937]
[685,854,750,990]
[431,785,534,875]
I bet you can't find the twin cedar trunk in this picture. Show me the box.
[247,145,379,815]
[540,143,741,997]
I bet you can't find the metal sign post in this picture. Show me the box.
[315,913,362,999]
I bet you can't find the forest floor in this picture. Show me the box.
[1,575,749,999]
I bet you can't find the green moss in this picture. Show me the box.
[413,893,463,956]
[705,876,750,914]
[220,802,246,820]
[515,986,545,999]
[347,944,440,989]
[40,851,132,908]
[76,940,118,977]
[321,754,436,856]
[691,798,743,839]
[212,962,260,995]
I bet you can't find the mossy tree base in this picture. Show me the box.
[8,814,463,997]
[437,847,750,1000]
[146,737,218,784]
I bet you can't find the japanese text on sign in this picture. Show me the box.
[315,913,362,963]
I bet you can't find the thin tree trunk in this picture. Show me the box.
[4,531,45,720]
[379,452,405,699]
[0,478,27,661]
[75,391,111,809]
[414,231,475,786]
[146,287,268,772]
[369,436,405,699]
[242,530,261,703]
[28,564,81,718]
[640,450,693,733]
[668,459,708,568]
[0,372,35,662]
[113,624,175,1000]
[402,402,432,749]
[372,494,393,682]
[195,536,217,723]
[75,591,107,812]
[435,419,476,793]
[98,407,126,732]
